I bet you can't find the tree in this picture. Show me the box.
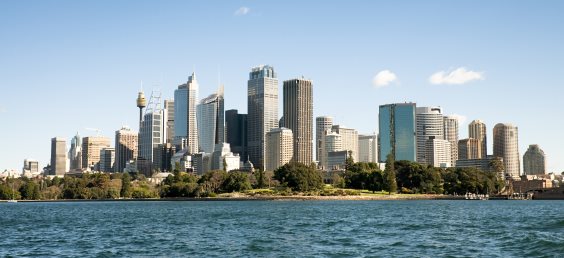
[489,157,505,177]
[222,172,252,193]
[198,170,228,195]
[383,154,397,194]
[274,162,323,192]
[254,169,266,189]
[121,172,132,198]
[19,180,40,200]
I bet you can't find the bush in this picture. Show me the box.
[274,162,323,192]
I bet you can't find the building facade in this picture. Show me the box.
[247,65,279,170]
[68,132,82,171]
[283,77,313,165]
[493,123,520,179]
[115,126,138,173]
[358,134,378,163]
[331,125,358,163]
[99,148,115,172]
[523,144,546,175]
[316,116,333,165]
[416,107,444,164]
[425,137,452,167]
[458,138,482,160]
[139,110,165,164]
[196,87,224,154]
[378,103,416,162]
[225,109,248,162]
[469,120,487,158]
[82,136,110,170]
[320,130,342,170]
[51,137,67,175]
[443,115,459,167]
[174,72,199,153]
[164,99,175,144]
[265,128,293,171]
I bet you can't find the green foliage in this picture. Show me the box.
[131,181,159,198]
[19,180,40,200]
[383,154,397,194]
[343,162,383,192]
[222,172,252,193]
[442,167,504,195]
[395,161,443,194]
[254,170,266,189]
[197,170,228,195]
[121,173,132,198]
[274,162,323,192]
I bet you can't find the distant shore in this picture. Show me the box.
[2,194,467,202]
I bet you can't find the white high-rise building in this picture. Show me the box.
[493,123,520,179]
[174,73,199,153]
[320,130,343,170]
[331,125,358,162]
[139,91,166,164]
[358,134,378,163]
[443,116,459,166]
[425,137,452,168]
[68,132,82,171]
[197,86,225,154]
[469,120,487,158]
[248,65,278,170]
[316,116,333,165]
[265,128,293,171]
[416,107,444,164]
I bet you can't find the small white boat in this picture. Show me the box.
[7,199,17,203]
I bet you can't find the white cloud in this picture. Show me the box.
[448,113,467,125]
[429,67,484,85]
[234,7,250,16]
[372,70,398,88]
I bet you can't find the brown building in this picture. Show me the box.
[82,136,111,170]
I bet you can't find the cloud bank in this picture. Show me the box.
[372,70,398,88]
[429,67,484,85]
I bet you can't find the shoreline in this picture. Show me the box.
[1,194,470,202]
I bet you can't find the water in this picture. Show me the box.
[1,200,563,257]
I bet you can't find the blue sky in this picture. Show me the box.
[1,1,563,172]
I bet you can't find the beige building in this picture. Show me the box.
[283,77,313,165]
[493,123,520,179]
[320,130,343,170]
[523,144,546,175]
[458,138,482,160]
[265,128,293,171]
[316,116,333,165]
[115,127,138,172]
[82,136,111,170]
[443,115,459,167]
[469,120,487,158]
[50,137,67,175]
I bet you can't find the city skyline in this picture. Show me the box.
[1,1,563,172]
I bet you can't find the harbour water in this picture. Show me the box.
[1,200,563,257]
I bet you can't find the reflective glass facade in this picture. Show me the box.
[378,103,416,162]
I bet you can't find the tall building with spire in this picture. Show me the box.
[378,103,416,162]
[283,77,313,165]
[197,86,225,154]
[247,65,278,170]
[174,72,199,153]
[416,107,444,164]
[469,120,487,158]
[68,132,82,171]
[493,123,520,179]
[523,144,546,175]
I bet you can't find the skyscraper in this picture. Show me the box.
[425,137,452,167]
[416,107,444,164]
[68,132,82,171]
[139,110,165,163]
[265,128,293,171]
[332,125,359,162]
[443,116,459,166]
[99,148,115,172]
[115,126,138,173]
[174,72,199,153]
[378,103,416,162]
[316,116,333,165]
[51,137,67,175]
[196,86,224,154]
[493,123,520,179]
[469,120,487,158]
[82,136,111,170]
[358,134,378,163]
[164,99,175,144]
[458,138,482,160]
[247,65,278,170]
[320,130,342,170]
[283,77,313,165]
[523,144,546,175]
[225,109,248,162]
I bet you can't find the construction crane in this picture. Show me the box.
[85,127,102,136]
